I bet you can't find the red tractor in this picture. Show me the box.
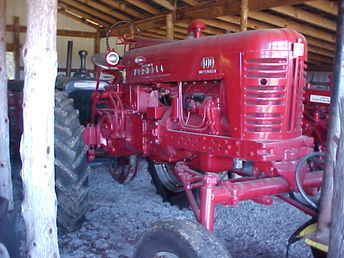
[303,72,332,152]
[82,21,323,257]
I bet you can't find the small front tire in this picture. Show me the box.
[134,219,231,258]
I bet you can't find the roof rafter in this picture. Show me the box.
[249,10,335,43]
[104,0,316,36]
[180,0,199,6]
[271,5,336,31]
[71,0,131,21]
[58,2,111,27]
[305,0,337,15]
[217,14,336,51]
[123,0,160,15]
[59,0,117,25]
[152,0,175,11]
[177,0,315,20]
[101,0,146,19]
[58,8,102,29]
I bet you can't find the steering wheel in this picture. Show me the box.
[106,21,141,51]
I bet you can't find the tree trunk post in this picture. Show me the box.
[327,0,344,256]
[21,0,60,256]
[316,0,344,248]
[328,98,344,257]
[0,0,14,211]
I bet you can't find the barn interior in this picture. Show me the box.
[1,0,340,258]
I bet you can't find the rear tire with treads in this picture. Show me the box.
[54,91,89,233]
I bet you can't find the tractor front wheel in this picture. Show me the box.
[133,219,231,258]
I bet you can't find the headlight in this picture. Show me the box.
[105,51,120,66]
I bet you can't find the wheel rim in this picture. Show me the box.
[154,163,183,193]
[154,252,179,258]
[109,155,138,184]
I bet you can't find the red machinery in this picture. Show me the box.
[83,23,323,232]
[303,73,332,152]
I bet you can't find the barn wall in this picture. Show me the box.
[5,0,98,78]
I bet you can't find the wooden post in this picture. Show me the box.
[166,13,174,40]
[21,0,60,256]
[13,16,20,79]
[94,31,100,54]
[94,31,100,70]
[0,0,14,211]
[328,98,344,257]
[327,0,344,256]
[129,23,135,37]
[240,0,248,31]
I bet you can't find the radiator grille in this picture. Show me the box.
[243,57,288,133]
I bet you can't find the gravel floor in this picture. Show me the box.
[5,159,314,258]
[57,160,313,258]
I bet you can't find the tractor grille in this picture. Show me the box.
[243,57,288,133]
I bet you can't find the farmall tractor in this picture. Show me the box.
[80,21,324,257]
[303,73,332,152]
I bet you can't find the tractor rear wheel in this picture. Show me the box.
[148,161,190,208]
[54,91,89,233]
[134,219,231,258]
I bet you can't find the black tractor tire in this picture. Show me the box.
[55,91,89,233]
[148,161,191,209]
[134,219,231,258]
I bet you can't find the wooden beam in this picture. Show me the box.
[180,0,199,6]
[306,37,336,52]
[152,0,175,11]
[305,1,338,16]
[94,31,101,54]
[100,0,145,19]
[249,10,336,43]
[307,64,332,72]
[6,24,98,38]
[177,0,315,20]
[100,14,167,37]
[59,0,118,25]
[123,0,160,15]
[148,28,185,40]
[58,29,98,38]
[202,19,237,33]
[166,13,174,40]
[240,0,248,31]
[176,21,225,35]
[58,3,109,27]
[271,6,336,31]
[140,32,166,39]
[13,16,20,79]
[309,53,333,64]
[309,46,334,58]
[58,8,103,29]
[217,15,336,53]
[71,0,132,21]
[103,0,315,37]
